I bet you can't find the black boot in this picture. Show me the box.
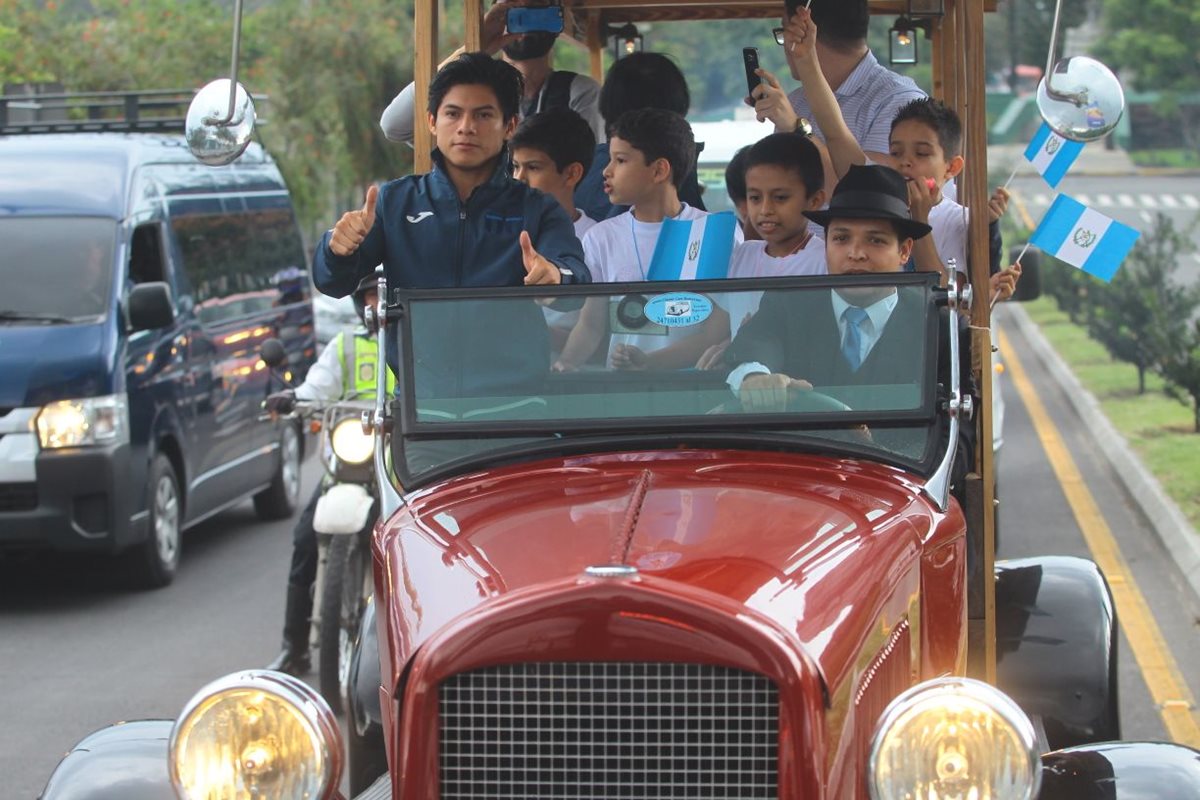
[266,583,312,675]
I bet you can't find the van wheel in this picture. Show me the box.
[127,455,181,588]
[255,423,301,520]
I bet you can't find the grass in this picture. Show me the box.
[1022,297,1200,531]
[1128,148,1200,169]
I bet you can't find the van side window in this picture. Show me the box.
[168,193,308,326]
[129,223,165,285]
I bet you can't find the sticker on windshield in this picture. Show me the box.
[644,292,712,328]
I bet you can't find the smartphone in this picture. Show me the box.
[506,6,564,35]
[743,47,762,99]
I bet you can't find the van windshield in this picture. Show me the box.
[0,217,117,322]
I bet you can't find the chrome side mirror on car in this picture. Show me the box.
[185,0,256,165]
[1036,0,1125,141]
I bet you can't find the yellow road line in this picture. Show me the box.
[999,327,1200,746]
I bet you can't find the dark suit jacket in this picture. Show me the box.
[725,285,977,491]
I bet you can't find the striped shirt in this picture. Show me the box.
[787,49,925,156]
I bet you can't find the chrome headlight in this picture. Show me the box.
[331,417,373,465]
[36,393,129,449]
[869,677,1041,800]
[169,670,343,800]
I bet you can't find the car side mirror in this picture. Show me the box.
[1011,246,1042,303]
[128,282,176,331]
[260,337,288,368]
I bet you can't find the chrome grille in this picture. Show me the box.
[439,662,779,799]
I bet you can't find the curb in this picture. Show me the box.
[1003,304,1200,604]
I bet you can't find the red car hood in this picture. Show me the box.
[378,449,953,692]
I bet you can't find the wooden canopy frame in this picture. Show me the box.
[410,0,999,679]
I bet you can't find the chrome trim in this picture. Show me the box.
[188,442,277,492]
[923,261,965,511]
[584,564,639,578]
[368,266,405,520]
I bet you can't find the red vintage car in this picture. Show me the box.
[40,275,1200,800]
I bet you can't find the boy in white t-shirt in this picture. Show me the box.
[889,98,1019,291]
[554,109,730,371]
[510,108,600,357]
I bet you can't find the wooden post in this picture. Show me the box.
[413,0,439,173]
[464,0,483,52]
[587,13,605,83]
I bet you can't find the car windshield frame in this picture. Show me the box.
[389,273,946,488]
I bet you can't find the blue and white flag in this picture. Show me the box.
[1024,122,1085,188]
[646,211,737,281]
[1030,194,1140,282]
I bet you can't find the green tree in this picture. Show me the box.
[1098,0,1200,153]
[1088,214,1193,394]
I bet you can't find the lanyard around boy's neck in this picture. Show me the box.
[630,206,685,281]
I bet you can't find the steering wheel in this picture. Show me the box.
[787,389,853,413]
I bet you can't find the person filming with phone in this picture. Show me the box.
[380,0,604,145]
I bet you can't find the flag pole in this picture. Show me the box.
[999,163,1020,193]
[991,241,1035,309]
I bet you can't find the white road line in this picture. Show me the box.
[1118,194,1136,207]
[1160,195,1181,209]
[1097,194,1114,206]
[1140,211,1154,225]
[1076,193,1092,206]
[1182,195,1200,209]
[1139,194,1160,209]
[1033,193,1051,206]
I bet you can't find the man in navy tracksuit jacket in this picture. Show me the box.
[313,52,590,400]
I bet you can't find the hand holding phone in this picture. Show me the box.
[743,47,763,100]
[506,5,564,34]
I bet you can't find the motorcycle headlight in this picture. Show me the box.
[169,670,343,800]
[331,417,373,465]
[868,677,1041,800]
[36,394,129,449]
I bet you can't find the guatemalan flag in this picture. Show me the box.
[1024,122,1085,188]
[646,211,737,280]
[1031,195,1140,282]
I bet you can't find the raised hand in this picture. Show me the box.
[330,185,378,257]
[988,186,1011,223]
[520,230,562,285]
[782,6,817,61]
[748,67,799,133]
[990,262,1022,303]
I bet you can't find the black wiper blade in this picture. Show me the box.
[0,310,77,324]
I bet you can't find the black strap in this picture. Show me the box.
[539,70,576,113]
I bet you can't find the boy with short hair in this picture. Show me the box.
[724,144,759,241]
[510,107,599,239]
[554,108,730,371]
[889,97,1016,285]
[729,132,827,279]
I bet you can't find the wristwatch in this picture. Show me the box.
[794,116,814,137]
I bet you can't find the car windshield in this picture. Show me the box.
[390,274,944,487]
[0,217,117,321]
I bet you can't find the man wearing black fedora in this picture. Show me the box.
[724,165,976,456]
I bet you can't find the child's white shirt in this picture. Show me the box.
[928,197,969,275]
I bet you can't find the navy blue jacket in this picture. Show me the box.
[314,151,590,296]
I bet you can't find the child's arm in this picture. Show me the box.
[906,179,949,280]
[780,8,865,182]
[553,296,607,371]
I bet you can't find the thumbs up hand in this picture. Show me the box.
[520,230,562,285]
[330,185,379,256]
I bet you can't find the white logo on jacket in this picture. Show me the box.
[406,212,434,224]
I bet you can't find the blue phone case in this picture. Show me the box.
[506,6,564,34]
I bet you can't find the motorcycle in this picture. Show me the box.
[259,339,378,714]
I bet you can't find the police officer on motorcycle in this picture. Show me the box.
[264,276,393,675]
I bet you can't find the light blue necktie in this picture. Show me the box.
[841,306,869,371]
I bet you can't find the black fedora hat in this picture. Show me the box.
[804,164,932,239]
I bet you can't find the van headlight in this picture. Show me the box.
[331,417,373,464]
[869,677,1041,800]
[169,670,343,800]
[36,394,129,449]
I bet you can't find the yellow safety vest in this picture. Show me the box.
[334,329,395,400]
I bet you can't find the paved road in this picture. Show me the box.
[0,464,318,799]
[6,332,1200,795]
[997,305,1200,741]
[1008,174,1200,283]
